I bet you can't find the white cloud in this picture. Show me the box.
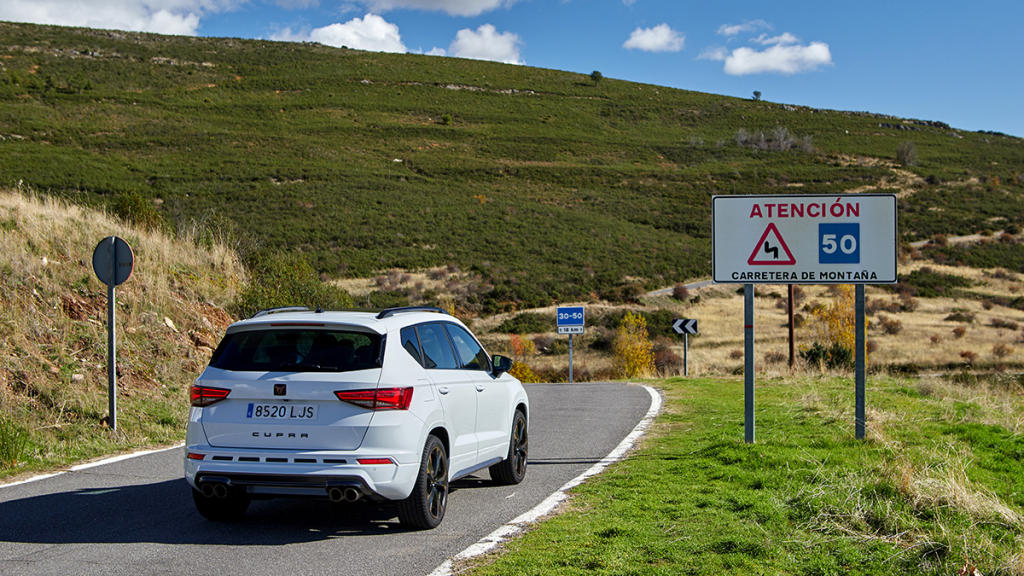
[0,0,237,35]
[717,19,770,37]
[723,41,832,75]
[697,46,727,62]
[623,23,684,53]
[362,0,509,17]
[275,14,407,53]
[449,24,522,64]
[425,47,447,56]
[753,32,798,46]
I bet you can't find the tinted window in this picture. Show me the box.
[401,326,423,367]
[444,324,490,371]
[210,329,382,372]
[415,323,458,370]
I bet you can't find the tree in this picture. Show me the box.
[752,90,762,101]
[590,70,603,86]
[613,312,655,378]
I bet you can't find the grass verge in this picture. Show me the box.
[467,374,1024,575]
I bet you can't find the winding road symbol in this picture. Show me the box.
[747,223,796,265]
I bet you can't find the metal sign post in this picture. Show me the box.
[855,285,866,439]
[92,236,135,432]
[672,318,698,376]
[556,307,585,384]
[744,285,755,444]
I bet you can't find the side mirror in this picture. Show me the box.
[492,355,513,377]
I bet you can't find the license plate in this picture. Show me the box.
[246,402,318,420]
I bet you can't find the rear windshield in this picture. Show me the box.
[209,329,383,372]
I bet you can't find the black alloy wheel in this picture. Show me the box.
[489,410,528,485]
[398,435,449,529]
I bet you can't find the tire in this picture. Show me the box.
[489,410,528,485]
[397,435,449,529]
[192,486,250,522]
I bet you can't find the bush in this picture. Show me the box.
[613,312,655,379]
[653,340,682,375]
[878,315,903,335]
[110,190,167,231]
[495,312,550,334]
[233,249,353,318]
[508,361,538,383]
[800,342,853,370]
[671,283,689,301]
[897,141,918,166]
[993,343,1013,359]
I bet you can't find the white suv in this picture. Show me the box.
[184,306,529,529]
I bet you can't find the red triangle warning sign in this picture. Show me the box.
[747,223,796,265]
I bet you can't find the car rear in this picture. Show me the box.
[184,315,424,504]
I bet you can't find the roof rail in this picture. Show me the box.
[251,306,311,319]
[376,306,447,320]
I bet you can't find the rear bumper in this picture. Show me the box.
[184,446,419,500]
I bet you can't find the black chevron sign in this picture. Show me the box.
[672,318,698,335]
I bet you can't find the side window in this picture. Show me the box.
[444,323,490,371]
[400,326,424,367]
[415,323,458,370]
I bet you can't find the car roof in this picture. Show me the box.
[225,307,460,335]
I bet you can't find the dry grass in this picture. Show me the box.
[0,188,244,476]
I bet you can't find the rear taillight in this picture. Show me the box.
[335,387,413,410]
[190,385,231,407]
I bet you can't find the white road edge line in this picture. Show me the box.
[0,444,184,490]
[427,383,663,576]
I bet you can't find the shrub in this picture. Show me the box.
[508,361,538,383]
[952,326,967,339]
[930,334,942,344]
[110,190,167,232]
[800,342,853,370]
[671,283,689,301]
[878,315,903,335]
[944,310,975,323]
[991,318,1019,331]
[897,141,918,166]
[233,249,353,318]
[613,311,655,379]
[653,343,682,375]
[960,350,978,365]
[763,351,786,364]
[993,343,1013,359]
[495,312,549,334]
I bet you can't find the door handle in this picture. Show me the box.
[438,386,449,395]
[475,384,485,392]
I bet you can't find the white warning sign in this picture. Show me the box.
[712,194,897,284]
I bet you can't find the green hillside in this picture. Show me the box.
[2,21,1022,312]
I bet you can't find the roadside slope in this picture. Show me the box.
[0,188,244,479]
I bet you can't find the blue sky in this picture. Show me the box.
[3,1,1021,136]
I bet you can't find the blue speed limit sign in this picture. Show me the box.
[819,223,860,264]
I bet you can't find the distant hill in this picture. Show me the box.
[1,21,1022,312]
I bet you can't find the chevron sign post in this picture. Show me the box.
[672,318,698,376]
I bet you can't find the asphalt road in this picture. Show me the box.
[0,382,654,576]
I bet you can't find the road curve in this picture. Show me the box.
[0,381,654,576]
